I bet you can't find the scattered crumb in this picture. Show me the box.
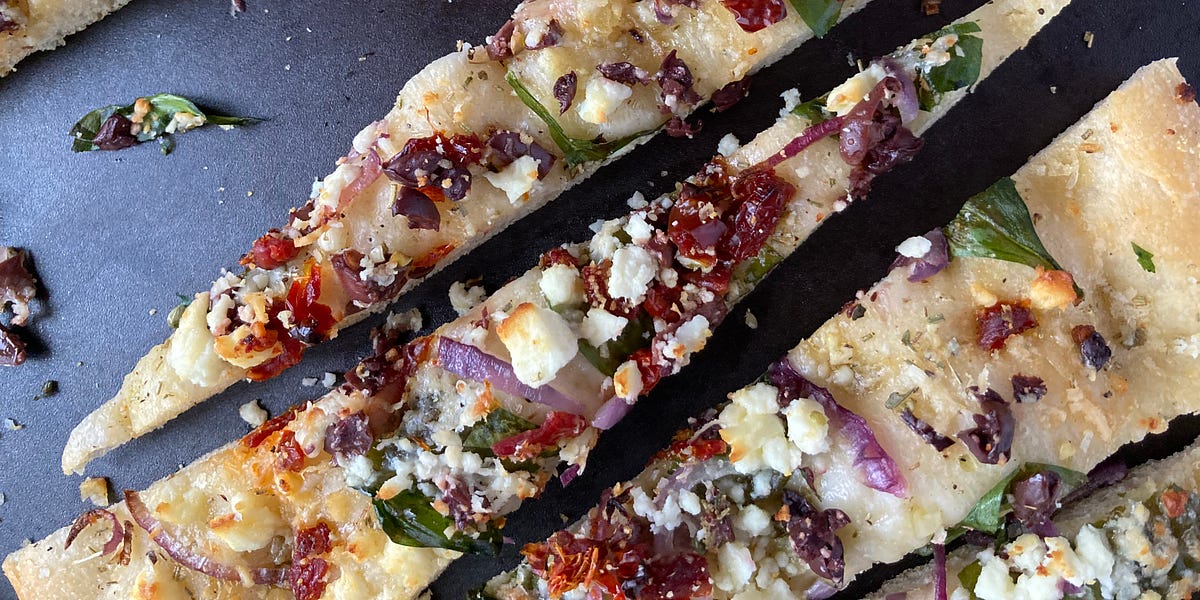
[239,399,268,427]
[385,308,423,334]
[301,377,319,387]
[0,493,5,506]
[1050,86,1057,94]
[36,380,58,400]
[79,477,111,507]
[148,308,158,316]
[659,170,668,177]
[921,0,941,15]
[286,35,293,41]
[449,280,488,316]
[217,187,225,192]
[780,88,801,116]
[744,309,758,330]
[247,191,254,197]
[5,419,22,431]
[321,372,337,388]
[284,64,292,71]
[717,133,741,157]
[626,191,648,210]
[1083,31,1094,48]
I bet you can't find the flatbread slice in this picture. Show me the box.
[0,0,131,76]
[869,439,1200,599]
[479,58,1200,599]
[62,0,877,474]
[6,2,1067,598]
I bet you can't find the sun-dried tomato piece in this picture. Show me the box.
[324,412,372,458]
[976,300,1037,351]
[718,0,788,32]
[722,168,794,263]
[643,282,683,322]
[273,430,307,472]
[241,229,300,270]
[242,406,299,448]
[582,260,638,319]
[409,243,455,280]
[294,523,332,559]
[289,557,329,600]
[642,553,713,598]
[245,332,305,382]
[668,182,731,271]
[1160,487,1190,519]
[491,411,588,461]
[538,247,579,269]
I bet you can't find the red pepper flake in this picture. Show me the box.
[241,229,300,270]
[976,300,1038,351]
[1160,487,1190,519]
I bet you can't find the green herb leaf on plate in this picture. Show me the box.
[506,71,657,168]
[70,93,255,153]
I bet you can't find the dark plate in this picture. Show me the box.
[2,0,1198,598]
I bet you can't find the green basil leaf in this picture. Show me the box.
[461,408,538,456]
[374,490,502,554]
[506,71,656,167]
[69,105,122,152]
[789,0,842,38]
[578,312,653,376]
[956,560,983,599]
[1132,242,1156,273]
[945,177,1081,297]
[958,462,1088,534]
[918,22,984,110]
[790,95,830,124]
[730,244,785,303]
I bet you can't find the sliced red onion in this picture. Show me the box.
[760,116,845,170]
[125,491,288,586]
[559,464,581,486]
[592,395,633,429]
[807,581,839,600]
[336,149,381,211]
[769,359,908,497]
[879,57,919,124]
[436,338,586,415]
[64,509,125,557]
[933,542,948,600]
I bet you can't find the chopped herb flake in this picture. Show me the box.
[1132,242,1156,273]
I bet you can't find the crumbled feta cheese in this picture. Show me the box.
[539,264,584,308]
[496,303,578,387]
[581,308,629,347]
[613,359,643,401]
[781,396,830,454]
[449,280,488,316]
[386,307,423,334]
[826,63,887,116]
[321,372,337,388]
[588,219,624,262]
[79,477,110,507]
[624,212,654,245]
[779,88,802,117]
[209,492,286,552]
[719,383,803,476]
[238,400,268,427]
[736,504,772,537]
[301,377,319,387]
[713,542,755,592]
[663,314,711,361]
[1075,524,1116,585]
[718,133,741,157]
[483,155,541,204]
[626,191,648,210]
[896,235,933,258]
[577,76,633,125]
[975,549,1018,600]
[608,245,657,304]
[744,309,758,329]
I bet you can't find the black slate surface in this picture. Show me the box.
[1,0,1199,598]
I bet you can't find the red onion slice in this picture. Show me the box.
[933,541,948,600]
[125,491,289,586]
[760,116,845,171]
[879,57,920,124]
[336,149,382,211]
[64,509,125,558]
[591,395,633,429]
[436,338,586,415]
[769,359,908,497]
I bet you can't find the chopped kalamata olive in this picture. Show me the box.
[641,553,713,598]
[382,132,483,203]
[656,50,702,112]
[665,115,702,138]
[900,408,955,451]
[92,114,139,151]
[597,62,651,86]
[484,130,555,178]
[330,249,408,305]
[976,300,1038,351]
[1011,374,1047,403]
[526,19,564,50]
[958,390,1015,465]
[718,0,788,33]
[781,489,851,584]
[392,185,441,231]
[652,0,699,24]
[1010,470,1064,535]
[0,249,37,326]
[486,19,516,61]
[553,71,577,115]
[711,77,752,112]
[323,412,372,458]
[1072,324,1112,370]
[839,79,924,201]
[890,229,950,283]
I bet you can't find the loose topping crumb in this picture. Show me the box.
[238,399,269,427]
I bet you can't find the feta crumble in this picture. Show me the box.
[496,303,578,387]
